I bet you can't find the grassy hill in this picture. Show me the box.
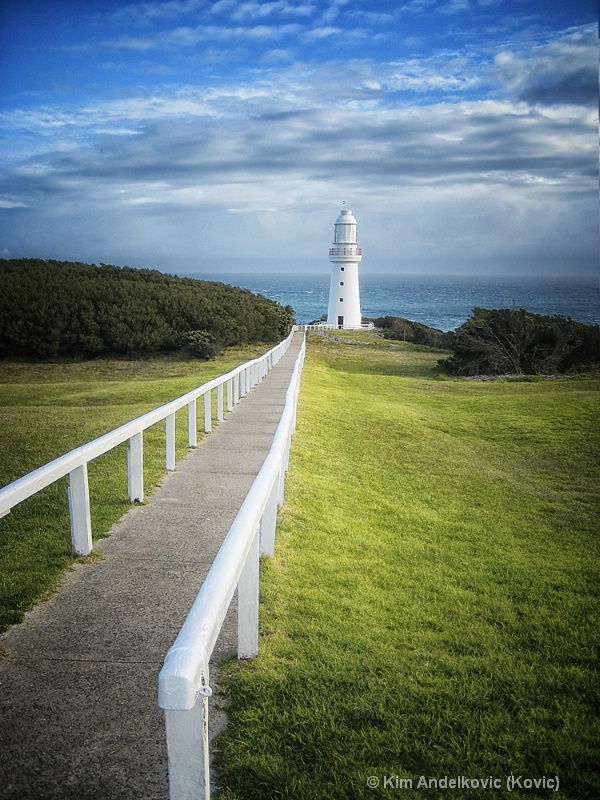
[216,330,599,799]
[1,330,597,798]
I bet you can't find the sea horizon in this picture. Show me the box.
[179,271,600,332]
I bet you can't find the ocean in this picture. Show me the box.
[188,272,600,332]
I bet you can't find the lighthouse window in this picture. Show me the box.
[339,297,344,302]
[339,281,344,286]
[340,267,345,272]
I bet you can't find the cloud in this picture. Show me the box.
[99,0,207,26]
[99,0,318,38]
[439,0,473,15]
[319,0,353,24]
[491,25,598,106]
[384,57,481,95]
[303,25,343,40]
[1,13,597,277]
[99,21,304,51]
[2,88,593,216]
[225,1,317,21]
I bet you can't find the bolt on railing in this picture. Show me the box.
[158,333,306,800]
[0,331,295,556]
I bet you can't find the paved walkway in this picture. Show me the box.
[0,332,304,800]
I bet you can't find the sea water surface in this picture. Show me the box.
[189,272,600,332]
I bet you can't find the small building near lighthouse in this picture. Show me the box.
[326,206,363,329]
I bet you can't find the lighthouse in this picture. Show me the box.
[326,207,362,329]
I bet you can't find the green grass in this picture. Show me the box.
[0,345,269,632]
[216,332,599,800]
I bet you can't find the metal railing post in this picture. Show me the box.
[163,695,210,800]
[203,392,212,434]
[166,413,176,471]
[260,480,279,558]
[128,432,144,502]
[68,463,92,556]
[217,383,224,422]
[237,525,260,659]
[188,399,197,448]
[277,460,286,506]
[227,378,233,412]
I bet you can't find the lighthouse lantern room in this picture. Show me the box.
[326,207,363,329]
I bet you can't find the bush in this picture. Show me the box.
[0,259,295,359]
[182,330,221,360]
[438,307,600,376]
[372,316,454,350]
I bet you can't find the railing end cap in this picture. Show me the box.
[158,648,208,711]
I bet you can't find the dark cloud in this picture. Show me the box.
[491,26,598,106]
[516,64,597,106]
[4,97,593,195]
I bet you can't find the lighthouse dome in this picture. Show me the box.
[333,207,358,245]
[335,208,357,225]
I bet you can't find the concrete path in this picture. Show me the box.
[0,332,304,800]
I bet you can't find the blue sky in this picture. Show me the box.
[0,0,597,277]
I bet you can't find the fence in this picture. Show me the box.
[0,331,295,556]
[297,322,375,331]
[158,332,306,800]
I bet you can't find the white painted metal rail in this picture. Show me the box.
[297,322,375,331]
[158,332,306,800]
[0,331,295,556]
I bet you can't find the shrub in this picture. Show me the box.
[438,307,600,376]
[372,316,454,349]
[182,330,221,360]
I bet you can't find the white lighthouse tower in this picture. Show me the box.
[326,206,362,329]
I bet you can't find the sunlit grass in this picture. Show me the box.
[216,334,599,799]
[0,345,269,631]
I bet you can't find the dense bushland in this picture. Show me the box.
[438,307,600,376]
[372,315,454,349]
[0,259,294,359]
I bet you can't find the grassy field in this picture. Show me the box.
[0,345,269,632]
[216,332,599,799]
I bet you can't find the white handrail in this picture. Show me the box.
[297,322,375,331]
[0,330,295,554]
[158,333,306,800]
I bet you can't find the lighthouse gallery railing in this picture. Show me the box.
[329,246,362,256]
